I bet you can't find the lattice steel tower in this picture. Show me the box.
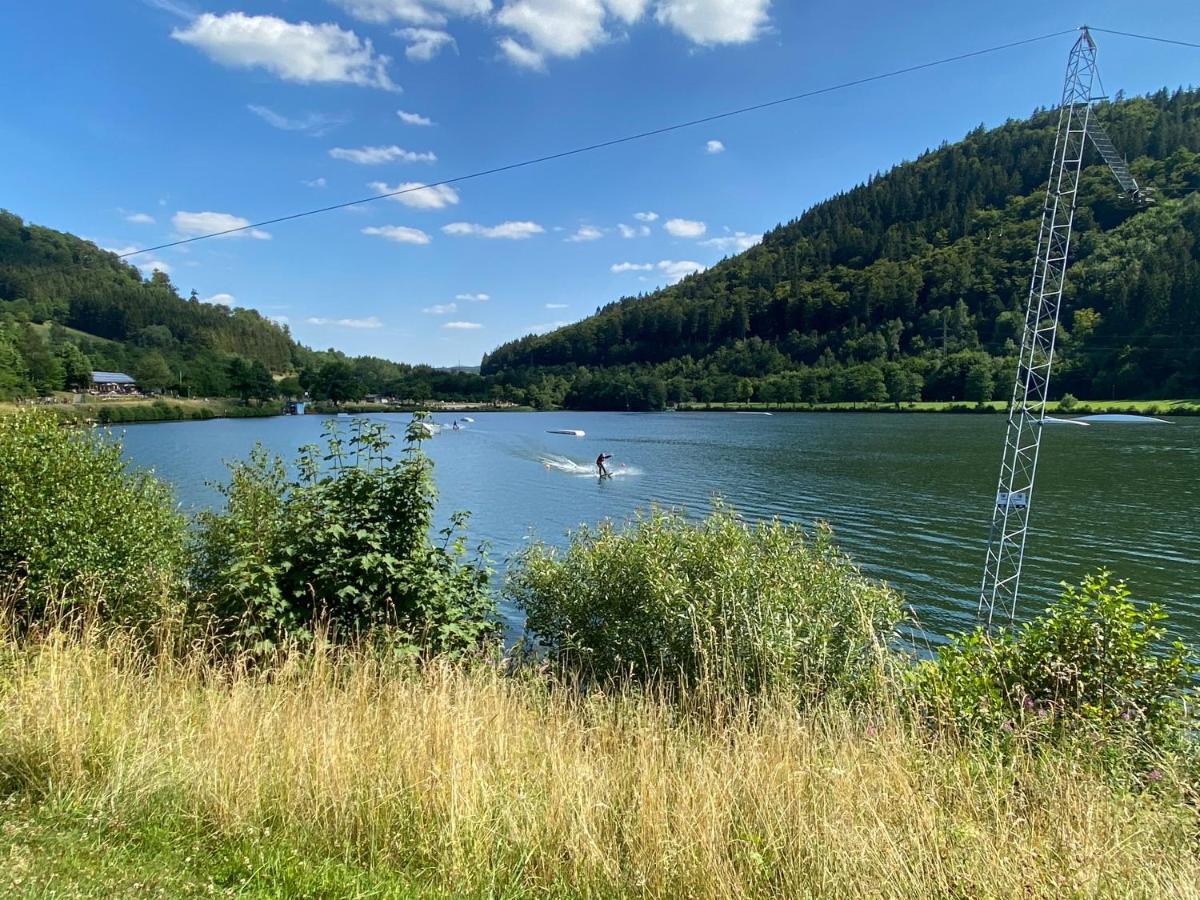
[979,26,1147,626]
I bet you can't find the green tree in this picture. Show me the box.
[135,351,174,394]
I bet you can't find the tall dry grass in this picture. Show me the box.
[1,629,1198,898]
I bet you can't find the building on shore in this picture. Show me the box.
[90,372,139,395]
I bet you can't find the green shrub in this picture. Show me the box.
[506,506,903,700]
[193,415,496,655]
[1058,392,1079,411]
[0,410,187,626]
[912,572,1197,757]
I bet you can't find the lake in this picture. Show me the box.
[117,411,1200,644]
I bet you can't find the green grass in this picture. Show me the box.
[677,398,1200,415]
[0,798,435,899]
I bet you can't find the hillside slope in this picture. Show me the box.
[482,89,1200,409]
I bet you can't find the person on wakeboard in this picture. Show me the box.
[596,453,613,478]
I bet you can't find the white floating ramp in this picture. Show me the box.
[547,429,586,436]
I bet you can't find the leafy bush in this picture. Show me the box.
[193,415,496,655]
[1058,392,1079,411]
[912,572,1197,757]
[0,410,187,626]
[506,506,902,699]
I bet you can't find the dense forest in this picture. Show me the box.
[483,88,1200,409]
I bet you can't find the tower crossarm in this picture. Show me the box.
[1087,118,1146,200]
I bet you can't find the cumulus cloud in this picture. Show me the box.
[172,12,398,90]
[330,145,436,164]
[124,211,156,224]
[701,231,761,253]
[269,314,290,325]
[172,211,271,240]
[201,292,236,307]
[395,27,458,61]
[656,259,706,281]
[495,0,620,69]
[362,225,432,245]
[247,104,347,137]
[443,220,544,239]
[617,223,650,238]
[368,181,460,209]
[138,259,173,275]
[605,0,650,24]
[633,210,658,221]
[334,0,491,26]
[423,302,458,314]
[566,224,604,242]
[443,320,483,329]
[663,217,706,238]
[705,139,725,154]
[455,292,490,301]
[397,109,434,126]
[612,260,706,281]
[655,0,770,44]
[305,315,384,328]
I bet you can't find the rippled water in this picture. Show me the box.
[116,411,1200,644]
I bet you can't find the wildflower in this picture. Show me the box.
[1001,721,1014,733]
[1147,768,1163,782]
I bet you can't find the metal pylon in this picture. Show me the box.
[978,27,1100,626]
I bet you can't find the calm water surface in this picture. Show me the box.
[117,412,1200,644]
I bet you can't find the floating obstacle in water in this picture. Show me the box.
[547,429,586,436]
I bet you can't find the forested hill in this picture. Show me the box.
[482,88,1200,409]
[0,213,491,403]
[0,211,300,397]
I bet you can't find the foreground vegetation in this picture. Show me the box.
[1,410,1197,897]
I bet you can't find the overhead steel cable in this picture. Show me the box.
[113,28,1079,260]
[1089,27,1200,50]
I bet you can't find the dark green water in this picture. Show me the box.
[117,411,1199,643]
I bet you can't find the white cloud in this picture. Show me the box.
[142,0,197,20]
[443,220,544,239]
[201,292,236,307]
[269,314,290,325]
[139,259,172,275]
[566,224,604,242]
[396,27,457,61]
[497,36,546,70]
[544,302,568,309]
[369,181,460,209]
[303,177,327,188]
[124,211,156,224]
[172,211,271,240]
[330,145,436,164]
[423,303,458,314]
[633,210,658,221]
[172,12,398,90]
[334,0,491,26]
[701,231,761,253]
[705,139,725,154]
[455,292,490,302]
[362,225,432,245]
[397,109,434,126]
[247,104,346,137]
[612,259,706,281]
[655,0,770,44]
[495,0,610,69]
[527,319,571,334]
[656,259,706,281]
[305,316,384,329]
[664,217,706,238]
[617,223,650,238]
[443,320,483,329]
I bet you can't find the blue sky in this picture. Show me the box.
[1,1,1197,366]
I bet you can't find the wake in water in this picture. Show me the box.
[540,454,641,478]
